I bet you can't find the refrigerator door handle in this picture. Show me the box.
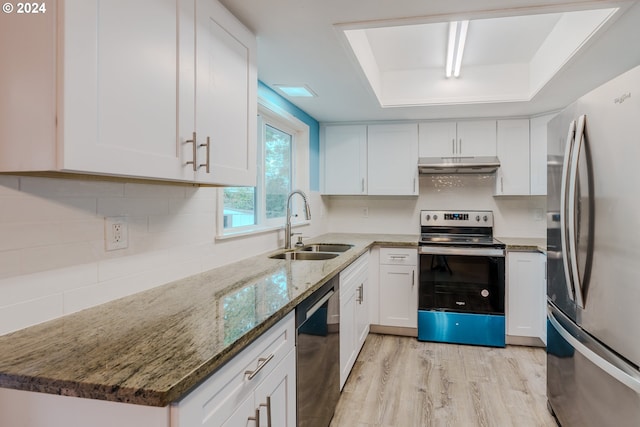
[548,308,640,394]
[560,119,577,302]
[567,115,586,308]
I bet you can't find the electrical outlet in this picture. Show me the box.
[362,207,369,218]
[105,216,129,251]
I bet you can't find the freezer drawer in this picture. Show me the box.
[547,304,640,427]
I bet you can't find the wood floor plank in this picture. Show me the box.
[330,334,557,427]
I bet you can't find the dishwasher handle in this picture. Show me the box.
[305,290,335,320]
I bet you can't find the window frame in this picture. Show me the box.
[216,98,310,239]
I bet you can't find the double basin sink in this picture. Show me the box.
[269,243,353,260]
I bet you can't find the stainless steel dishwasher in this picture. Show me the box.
[296,275,340,427]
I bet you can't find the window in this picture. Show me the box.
[220,103,309,237]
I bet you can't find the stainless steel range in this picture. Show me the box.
[417,210,506,347]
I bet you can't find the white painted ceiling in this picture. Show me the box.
[219,0,640,123]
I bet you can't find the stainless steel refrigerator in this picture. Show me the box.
[546,64,640,426]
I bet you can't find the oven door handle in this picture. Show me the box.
[419,246,504,257]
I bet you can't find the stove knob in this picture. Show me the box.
[433,215,438,221]
[425,214,431,221]
[475,215,480,222]
[483,215,488,222]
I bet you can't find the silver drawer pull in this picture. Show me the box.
[245,353,275,380]
[389,255,408,260]
[248,408,260,425]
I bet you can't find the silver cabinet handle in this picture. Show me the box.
[266,396,273,427]
[412,270,415,288]
[459,138,462,154]
[248,408,260,425]
[357,284,364,304]
[413,177,417,194]
[198,136,210,173]
[361,178,365,193]
[185,131,197,171]
[452,138,455,155]
[245,353,274,380]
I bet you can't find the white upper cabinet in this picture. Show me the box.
[419,120,497,158]
[529,114,555,195]
[321,125,367,195]
[321,123,418,196]
[367,124,418,196]
[0,0,256,186]
[494,119,530,195]
[195,0,257,186]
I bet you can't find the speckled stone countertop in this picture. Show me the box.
[0,233,417,407]
[496,237,546,253]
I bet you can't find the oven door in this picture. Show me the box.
[419,246,505,315]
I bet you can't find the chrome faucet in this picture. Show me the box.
[285,190,311,249]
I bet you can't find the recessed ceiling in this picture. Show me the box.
[219,0,640,122]
[341,9,618,107]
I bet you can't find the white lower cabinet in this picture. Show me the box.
[506,251,547,344]
[0,313,296,427]
[339,252,370,390]
[173,312,296,426]
[378,248,418,329]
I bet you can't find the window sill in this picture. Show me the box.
[215,220,311,241]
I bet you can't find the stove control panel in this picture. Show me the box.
[420,210,493,227]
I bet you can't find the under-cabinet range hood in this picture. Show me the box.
[418,156,500,174]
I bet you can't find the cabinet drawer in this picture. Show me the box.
[173,312,295,427]
[379,248,417,266]
[340,252,369,296]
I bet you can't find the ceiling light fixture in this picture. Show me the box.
[445,20,469,78]
[274,84,317,97]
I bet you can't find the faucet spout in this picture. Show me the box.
[285,190,311,249]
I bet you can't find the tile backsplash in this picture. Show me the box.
[0,175,328,335]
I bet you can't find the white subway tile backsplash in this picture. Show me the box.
[0,294,64,335]
[20,176,124,198]
[20,242,101,275]
[98,250,169,282]
[0,197,97,223]
[0,250,22,280]
[0,263,97,307]
[124,183,186,199]
[0,176,20,195]
[0,177,327,334]
[0,220,103,251]
[97,197,170,217]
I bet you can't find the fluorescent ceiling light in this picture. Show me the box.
[274,84,317,97]
[446,20,469,78]
[445,21,458,78]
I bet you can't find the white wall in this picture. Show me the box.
[0,175,328,335]
[325,174,546,237]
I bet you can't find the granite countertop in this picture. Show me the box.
[0,233,417,407]
[496,237,546,253]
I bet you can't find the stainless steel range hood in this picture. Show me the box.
[418,156,500,174]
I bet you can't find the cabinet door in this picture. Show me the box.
[379,265,417,328]
[195,0,257,186]
[507,252,545,339]
[367,124,419,195]
[495,119,530,195]
[456,120,497,157]
[530,114,555,196]
[62,0,192,181]
[355,278,370,353]
[321,125,367,195]
[418,122,456,158]
[339,284,357,390]
[254,349,296,427]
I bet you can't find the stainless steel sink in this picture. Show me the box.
[269,251,339,261]
[298,243,353,253]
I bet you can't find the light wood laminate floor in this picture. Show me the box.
[330,334,557,427]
